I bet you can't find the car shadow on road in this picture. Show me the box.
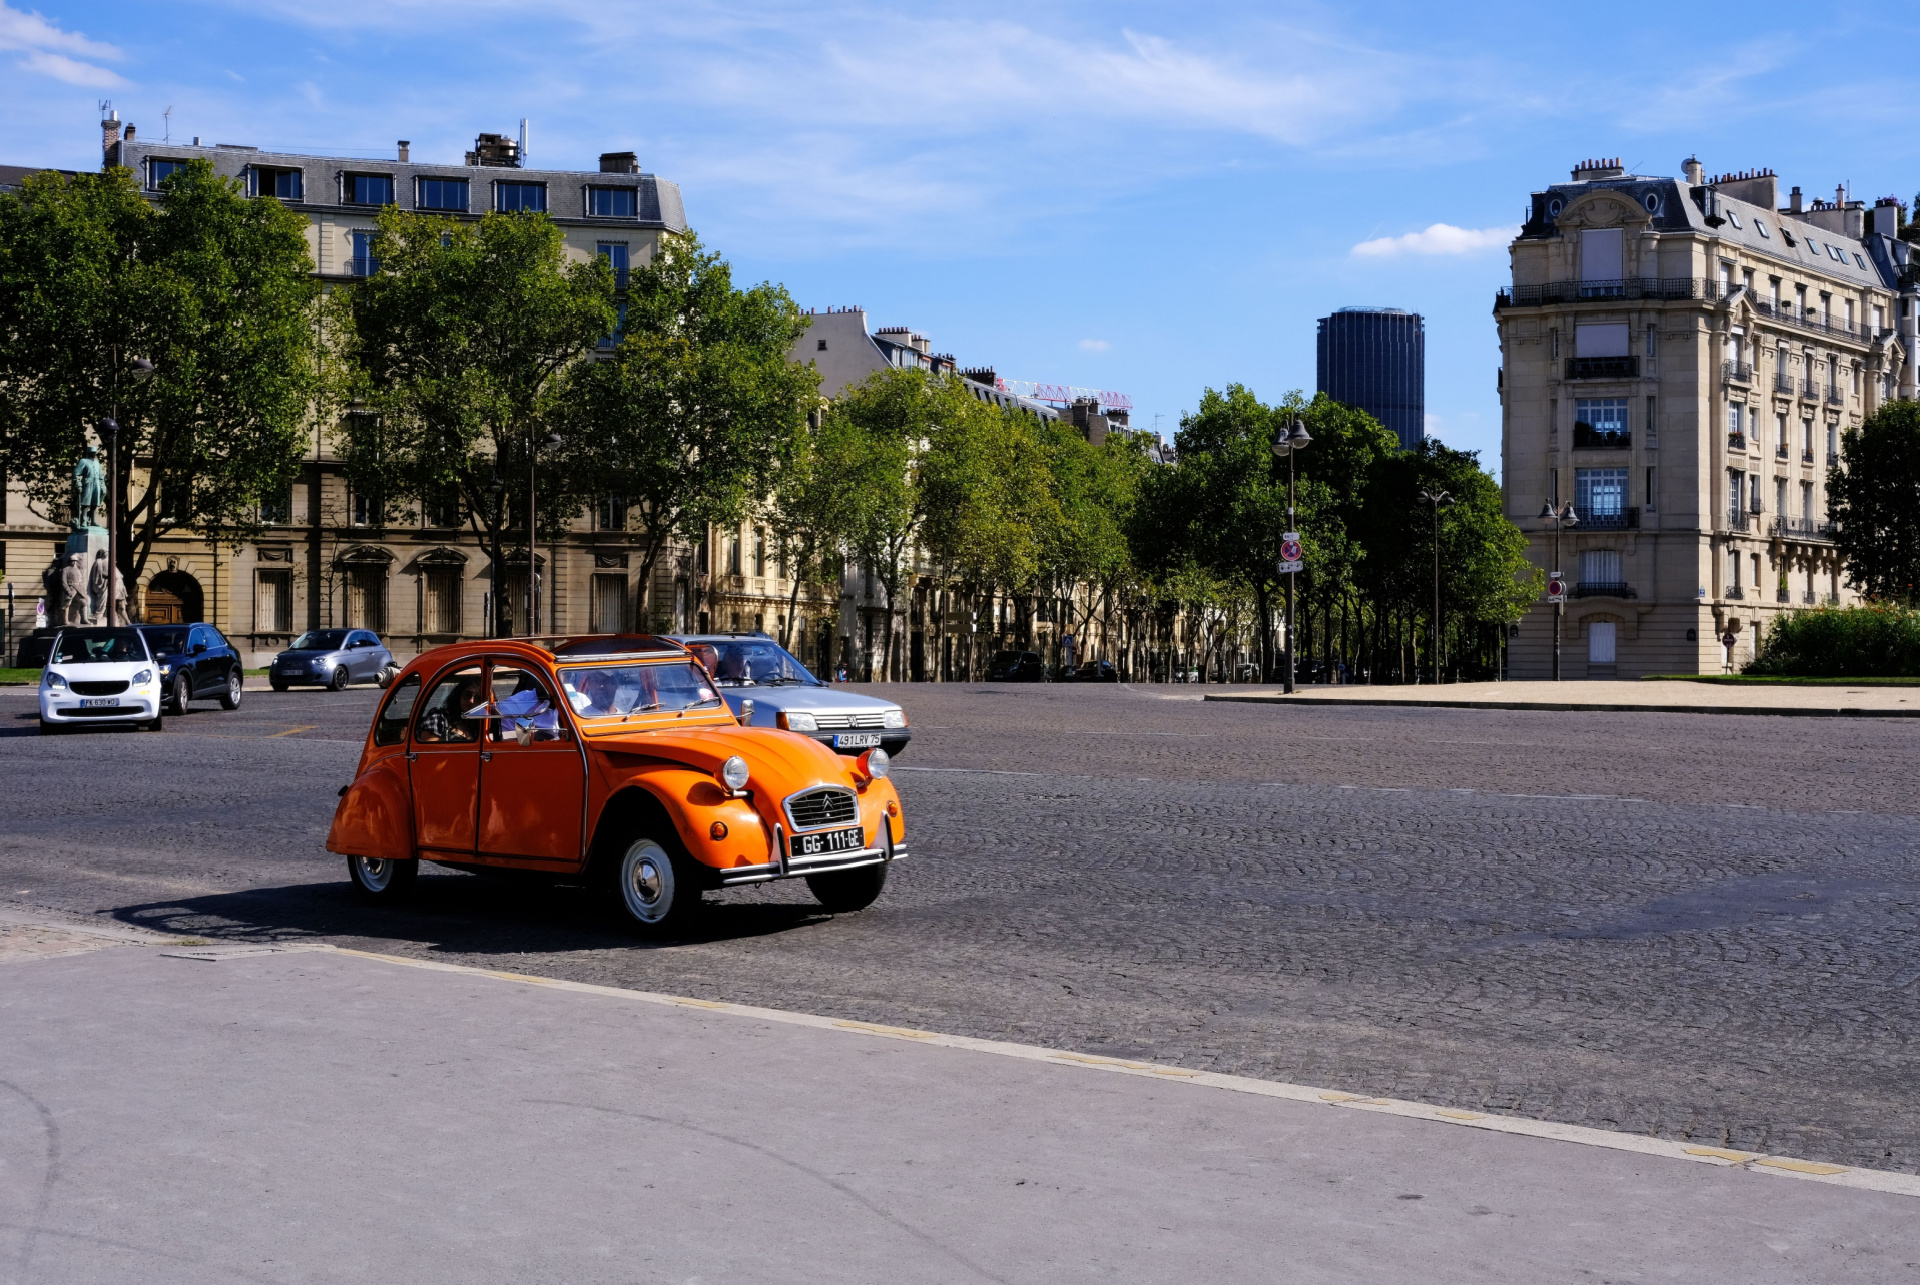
[110,871,832,957]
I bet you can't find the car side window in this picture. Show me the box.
[373,673,423,747]
[188,627,206,651]
[487,665,569,744]
[208,628,230,650]
[413,665,484,745]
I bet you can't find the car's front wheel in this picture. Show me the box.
[610,837,703,935]
[347,855,418,900]
[219,669,243,710]
[270,677,288,692]
[329,666,350,692]
[807,864,887,913]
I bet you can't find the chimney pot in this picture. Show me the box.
[398,140,410,162]
[1683,155,1704,185]
[123,124,135,142]
[1790,185,1803,214]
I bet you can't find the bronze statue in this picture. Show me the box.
[72,445,105,531]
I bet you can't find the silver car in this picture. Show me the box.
[269,629,396,691]
[669,633,911,757]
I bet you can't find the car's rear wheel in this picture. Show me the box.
[347,855,418,900]
[329,666,350,692]
[170,673,192,714]
[219,669,243,710]
[610,836,703,935]
[807,864,887,913]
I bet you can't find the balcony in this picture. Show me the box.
[1566,356,1639,380]
[1771,516,1835,541]
[1727,586,1746,599]
[1802,448,1815,463]
[1776,442,1789,459]
[1749,298,1867,342]
[1723,360,1754,384]
[1572,425,1631,450]
[1727,433,1748,451]
[347,255,379,278]
[1827,451,1841,466]
[1571,582,1637,599]
[1777,588,1792,602]
[1775,371,1796,394]
[1727,508,1750,531]
[1799,378,1819,401]
[1827,384,1845,405]
[1803,590,1818,604]
[1497,277,1714,308]
[1575,505,1639,530]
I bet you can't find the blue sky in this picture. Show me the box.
[7,1,1920,475]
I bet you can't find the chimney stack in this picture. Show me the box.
[1790,185,1803,214]
[1683,155,1704,185]
[100,107,121,164]
[398,140,410,162]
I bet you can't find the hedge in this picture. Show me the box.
[1745,603,1920,677]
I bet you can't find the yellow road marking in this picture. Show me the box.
[1683,1146,1757,1163]
[675,998,729,1010]
[1756,1157,1848,1176]
[832,1019,936,1039]
[1050,1052,1151,1070]
[1435,1109,1485,1121]
[487,971,557,985]
[268,725,317,738]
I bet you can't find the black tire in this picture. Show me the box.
[270,677,288,692]
[145,712,164,732]
[219,668,243,710]
[347,854,419,900]
[38,719,60,736]
[607,834,704,935]
[329,666,350,692]
[807,863,888,913]
[170,673,192,714]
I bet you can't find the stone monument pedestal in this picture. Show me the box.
[45,528,108,630]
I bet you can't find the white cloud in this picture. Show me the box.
[1078,338,1111,352]
[0,3,124,85]
[1351,223,1517,258]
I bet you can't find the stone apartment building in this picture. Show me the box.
[1498,157,1917,678]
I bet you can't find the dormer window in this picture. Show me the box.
[588,187,637,217]
[146,158,188,190]
[496,181,546,213]
[348,174,395,206]
[248,166,302,200]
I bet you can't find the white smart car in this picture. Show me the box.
[39,626,165,734]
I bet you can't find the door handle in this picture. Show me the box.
[479,751,492,762]
[406,751,417,762]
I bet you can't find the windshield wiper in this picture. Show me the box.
[619,702,663,722]
[678,695,725,711]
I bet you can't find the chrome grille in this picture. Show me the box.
[70,680,129,696]
[784,787,859,831]
[810,711,887,730]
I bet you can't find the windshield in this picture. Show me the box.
[559,662,722,719]
[52,628,149,665]
[290,630,349,651]
[705,638,820,687]
[142,627,190,654]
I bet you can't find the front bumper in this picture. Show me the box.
[803,730,912,757]
[40,692,160,724]
[715,837,907,887]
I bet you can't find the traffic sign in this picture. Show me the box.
[1278,532,1304,574]
[1546,572,1566,603]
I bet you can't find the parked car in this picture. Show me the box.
[1067,659,1120,683]
[270,629,396,691]
[38,626,164,733]
[986,649,1047,682]
[667,633,911,758]
[327,634,908,933]
[138,623,244,713]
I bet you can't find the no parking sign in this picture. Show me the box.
[1546,573,1566,603]
[1278,532,1304,575]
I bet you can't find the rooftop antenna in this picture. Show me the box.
[519,117,529,167]
[163,105,173,142]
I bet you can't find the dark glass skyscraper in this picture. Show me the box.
[1315,307,1425,449]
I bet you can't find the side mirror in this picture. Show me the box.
[191,643,207,656]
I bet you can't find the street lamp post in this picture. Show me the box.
[1537,500,1579,681]
[528,431,562,636]
[1419,488,1451,685]
[95,357,154,627]
[487,476,505,638]
[1271,417,1312,693]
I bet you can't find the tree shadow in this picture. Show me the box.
[110,869,832,957]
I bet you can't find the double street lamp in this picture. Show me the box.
[1271,417,1312,693]
[1537,500,1579,681]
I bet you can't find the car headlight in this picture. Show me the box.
[314,659,331,670]
[779,710,818,733]
[882,708,907,729]
[159,663,172,676]
[860,747,891,779]
[721,755,751,791]
[132,669,154,686]
[44,671,67,690]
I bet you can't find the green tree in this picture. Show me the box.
[1827,400,1920,603]
[333,205,614,633]
[766,408,864,650]
[0,161,319,591]
[568,235,815,630]
[1041,422,1146,662]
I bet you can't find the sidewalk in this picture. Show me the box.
[2,915,1915,1283]
[1205,679,1920,718]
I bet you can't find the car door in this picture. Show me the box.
[476,659,585,866]
[187,626,219,694]
[346,632,375,679]
[408,662,485,859]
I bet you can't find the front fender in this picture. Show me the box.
[326,754,413,862]
[594,765,772,872]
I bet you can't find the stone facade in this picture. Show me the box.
[1497,158,1915,678]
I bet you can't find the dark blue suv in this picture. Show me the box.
[137,624,244,714]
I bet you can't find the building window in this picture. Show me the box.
[351,490,381,527]
[424,568,461,633]
[256,569,293,632]
[599,300,627,350]
[588,187,637,217]
[597,242,630,289]
[1874,304,1886,332]
[496,181,546,213]
[1827,423,1838,458]
[1645,328,1656,358]
[727,536,742,576]
[590,574,628,633]
[1728,404,1744,440]
[349,174,394,206]
[1574,467,1627,519]
[1728,471,1744,519]
[752,527,767,577]
[249,167,302,200]
[418,177,469,211]
[350,230,379,278]
[1775,477,1788,517]
[598,494,627,531]
[1801,480,1814,519]
[1645,466,1656,511]
[1579,549,1621,587]
[1803,419,1814,455]
[1573,398,1628,446]
[422,490,461,530]
[1749,474,1763,512]
[1645,396,1656,440]
[1730,549,1742,590]
[1769,277,1782,307]
[147,158,188,190]
[344,567,387,632]
[817,339,828,351]
[260,487,292,526]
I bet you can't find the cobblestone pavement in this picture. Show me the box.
[2,684,1917,1174]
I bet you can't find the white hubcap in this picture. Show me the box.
[620,840,675,923]
[356,856,393,891]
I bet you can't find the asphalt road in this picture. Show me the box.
[3,680,1918,1176]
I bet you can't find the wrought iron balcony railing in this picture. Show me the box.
[1566,356,1639,380]
[1723,360,1753,383]
[1571,582,1637,599]
[1802,448,1815,463]
[1572,425,1631,450]
[1771,516,1835,540]
[1575,505,1639,529]
[1727,433,1748,451]
[1496,277,1715,308]
[1727,508,1750,531]
[1727,586,1746,599]
[1827,384,1846,404]
[1775,371,1796,394]
[1749,299,1867,342]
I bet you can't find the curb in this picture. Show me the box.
[1201,694,1920,719]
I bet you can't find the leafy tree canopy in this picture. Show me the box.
[1828,400,1920,603]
